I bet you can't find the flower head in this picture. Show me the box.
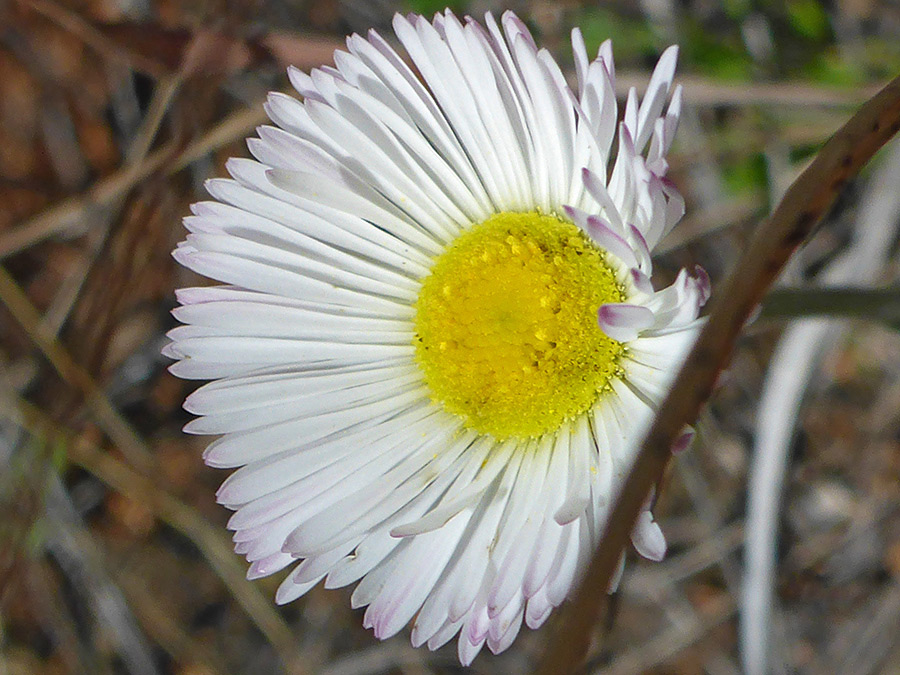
[166,10,707,664]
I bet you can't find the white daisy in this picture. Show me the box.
[165,10,708,664]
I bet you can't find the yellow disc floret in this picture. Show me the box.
[413,211,626,440]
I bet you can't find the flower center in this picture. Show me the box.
[413,211,626,440]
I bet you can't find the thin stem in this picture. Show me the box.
[761,287,900,324]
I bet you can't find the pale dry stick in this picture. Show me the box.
[44,477,160,675]
[741,138,900,675]
[116,573,230,675]
[125,75,187,166]
[805,382,900,672]
[5,399,308,675]
[40,74,184,335]
[743,319,838,673]
[25,559,99,673]
[787,495,899,574]
[23,0,168,77]
[834,583,900,674]
[0,35,349,260]
[615,74,880,108]
[593,595,736,675]
[0,101,267,259]
[655,193,763,254]
[537,72,900,675]
[170,104,271,174]
[621,523,744,598]
[761,287,900,322]
[0,265,155,471]
[0,139,178,259]
[672,448,742,594]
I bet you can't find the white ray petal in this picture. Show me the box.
[283,428,475,556]
[187,195,427,281]
[185,374,422,435]
[274,569,325,605]
[424,616,465,651]
[635,45,678,152]
[487,594,524,654]
[365,513,469,639]
[631,509,667,561]
[174,302,412,345]
[264,168,443,255]
[555,417,593,525]
[247,551,294,580]
[184,362,416,415]
[292,538,360,584]
[348,32,493,213]
[212,398,435,504]
[525,585,553,629]
[390,438,510,537]
[173,248,410,316]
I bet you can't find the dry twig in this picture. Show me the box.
[0,265,155,471]
[0,101,268,259]
[5,399,309,675]
[593,594,736,675]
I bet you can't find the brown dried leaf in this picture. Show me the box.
[179,28,253,78]
[260,32,344,70]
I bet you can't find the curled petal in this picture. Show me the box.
[598,303,655,341]
[694,265,712,306]
[631,510,667,562]
[630,268,654,296]
[672,427,695,454]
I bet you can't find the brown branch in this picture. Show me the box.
[537,72,900,674]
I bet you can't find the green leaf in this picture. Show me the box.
[680,20,754,81]
[786,0,830,41]
[576,8,657,61]
[51,435,69,473]
[723,152,767,196]
[807,48,868,86]
[722,0,752,20]
[405,0,466,15]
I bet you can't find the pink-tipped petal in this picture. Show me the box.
[631,510,667,562]
[672,427,695,454]
[598,303,655,341]
[630,268,654,295]
[585,216,639,268]
[694,265,712,306]
[628,223,652,272]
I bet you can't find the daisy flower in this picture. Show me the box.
[165,10,708,664]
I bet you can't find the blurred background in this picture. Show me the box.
[1,0,899,673]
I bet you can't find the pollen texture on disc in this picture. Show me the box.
[413,211,626,440]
